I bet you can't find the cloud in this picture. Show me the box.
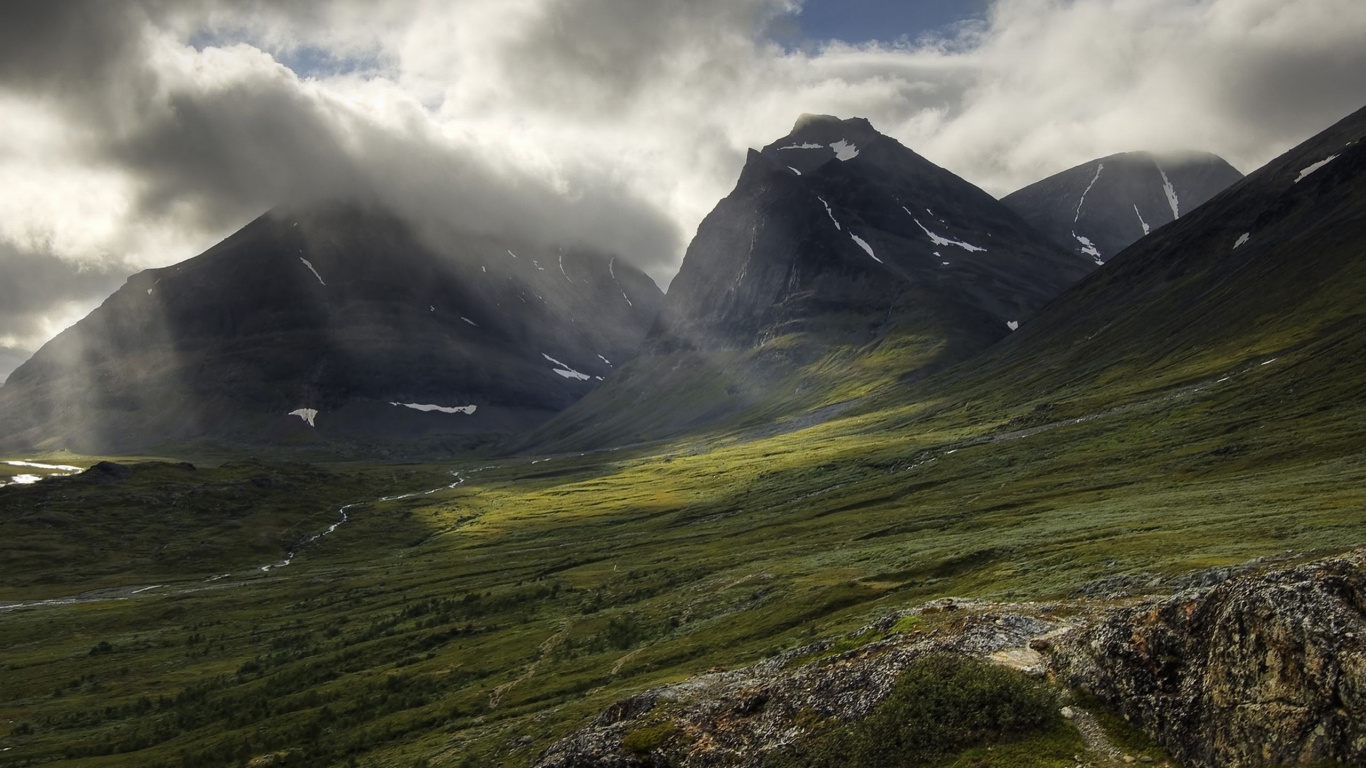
[1,0,1364,350]
[0,241,129,351]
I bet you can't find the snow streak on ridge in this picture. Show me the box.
[1157,164,1180,219]
[1075,163,1104,223]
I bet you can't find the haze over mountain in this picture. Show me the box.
[529,115,1094,449]
[0,347,29,385]
[1002,151,1244,264]
[0,203,662,454]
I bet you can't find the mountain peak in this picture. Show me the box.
[790,113,874,134]
[1002,149,1244,264]
[761,114,884,175]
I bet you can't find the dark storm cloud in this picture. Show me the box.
[498,0,791,112]
[0,0,684,276]
[2,0,1366,352]
[0,2,148,96]
[0,242,130,348]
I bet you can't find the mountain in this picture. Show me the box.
[0,203,663,454]
[947,104,1366,412]
[527,115,1095,449]
[1002,151,1244,265]
[0,346,29,385]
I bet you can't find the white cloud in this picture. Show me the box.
[1,0,1364,350]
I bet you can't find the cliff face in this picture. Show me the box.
[537,551,1366,768]
[1052,551,1366,768]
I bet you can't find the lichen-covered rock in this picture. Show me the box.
[541,551,1366,768]
[1052,551,1366,768]
[535,601,1064,768]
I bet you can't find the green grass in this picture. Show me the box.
[1072,691,1175,764]
[764,655,1076,768]
[1,293,1365,766]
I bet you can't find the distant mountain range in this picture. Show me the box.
[0,204,662,453]
[1003,150,1243,264]
[4,107,1350,458]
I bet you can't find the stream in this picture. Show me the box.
[0,467,486,613]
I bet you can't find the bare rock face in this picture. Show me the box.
[1051,551,1366,768]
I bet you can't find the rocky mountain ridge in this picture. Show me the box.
[526,114,1095,451]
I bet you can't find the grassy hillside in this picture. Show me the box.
[3,319,1365,765]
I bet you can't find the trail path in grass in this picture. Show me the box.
[1067,706,1126,767]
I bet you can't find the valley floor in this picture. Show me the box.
[1,336,1364,767]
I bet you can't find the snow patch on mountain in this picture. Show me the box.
[1073,232,1103,263]
[1295,155,1339,183]
[1157,164,1180,218]
[1234,232,1250,250]
[850,234,882,264]
[910,214,987,253]
[289,408,318,427]
[829,139,859,161]
[609,257,634,307]
[1134,205,1150,236]
[818,197,842,230]
[1075,163,1105,223]
[778,142,823,150]
[390,402,477,415]
[788,166,801,175]
[300,258,326,286]
[543,353,591,381]
[1007,321,1019,331]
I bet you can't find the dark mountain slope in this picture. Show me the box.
[526,115,1094,450]
[0,203,662,454]
[937,104,1366,416]
[1003,151,1243,264]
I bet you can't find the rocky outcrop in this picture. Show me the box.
[535,600,1064,768]
[538,551,1366,768]
[1051,551,1366,768]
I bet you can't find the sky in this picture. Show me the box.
[1,0,1365,377]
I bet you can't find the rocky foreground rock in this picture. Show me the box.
[1052,550,1366,768]
[536,550,1366,768]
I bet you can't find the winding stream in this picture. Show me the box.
[0,466,487,613]
[258,470,470,571]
